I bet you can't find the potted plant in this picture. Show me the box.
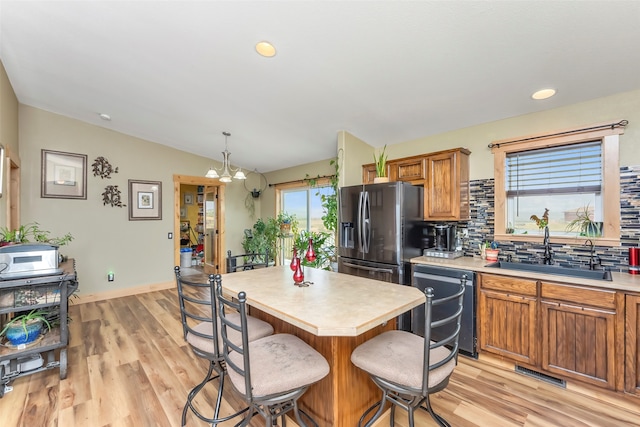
[485,241,499,262]
[277,211,296,235]
[0,309,52,346]
[373,145,388,183]
[566,204,601,237]
[0,222,73,247]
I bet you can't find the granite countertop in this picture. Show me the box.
[411,255,640,293]
[220,265,425,337]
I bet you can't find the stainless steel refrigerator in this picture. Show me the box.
[338,181,424,330]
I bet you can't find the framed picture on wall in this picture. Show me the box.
[41,149,88,199]
[184,193,194,205]
[128,179,162,220]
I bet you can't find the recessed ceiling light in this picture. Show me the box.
[98,113,111,121]
[531,89,556,100]
[255,41,276,58]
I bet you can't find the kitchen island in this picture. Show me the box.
[220,265,425,427]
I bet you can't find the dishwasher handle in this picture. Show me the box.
[342,261,394,274]
[413,271,471,285]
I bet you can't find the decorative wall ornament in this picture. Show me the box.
[102,185,126,207]
[92,156,119,179]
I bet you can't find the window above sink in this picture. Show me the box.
[491,121,626,247]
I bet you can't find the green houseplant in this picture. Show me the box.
[304,154,340,270]
[373,145,388,181]
[293,230,335,271]
[565,204,601,237]
[0,222,73,247]
[276,211,296,234]
[0,309,52,345]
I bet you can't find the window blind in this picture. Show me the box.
[506,141,602,196]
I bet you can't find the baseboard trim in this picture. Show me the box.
[74,280,175,304]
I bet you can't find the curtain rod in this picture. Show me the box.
[269,174,335,187]
[488,119,628,149]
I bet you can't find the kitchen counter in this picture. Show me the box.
[220,266,425,426]
[411,255,640,292]
[221,265,424,336]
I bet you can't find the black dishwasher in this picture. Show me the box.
[412,264,477,358]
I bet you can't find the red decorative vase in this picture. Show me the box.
[293,259,304,283]
[290,248,299,271]
[305,238,316,262]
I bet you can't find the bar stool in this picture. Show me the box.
[174,267,274,426]
[215,275,330,426]
[351,277,467,427]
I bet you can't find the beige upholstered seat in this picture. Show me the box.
[215,275,330,427]
[174,267,274,426]
[351,277,467,427]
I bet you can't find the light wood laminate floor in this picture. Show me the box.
[2,288,640,426]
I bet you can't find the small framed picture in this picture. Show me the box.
[41,149,88,199]
[184,193,194,205]
[128,179,162,220]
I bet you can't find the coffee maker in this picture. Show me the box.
[422,223,462,259]
[434,224,457,251]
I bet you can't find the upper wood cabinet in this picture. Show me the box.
[362,148,470,220]
[393,157,425,184]
[425,148,470,220]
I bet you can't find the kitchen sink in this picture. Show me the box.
[484,261,612,281]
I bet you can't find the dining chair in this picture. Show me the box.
[226,249,269,273]
[351,276,467,427]
[174,267,274,426]
[215,275,330,426]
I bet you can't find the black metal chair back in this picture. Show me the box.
[215,275,329,427]
[174,266,220,359]
[226,249,269,273]
[351,275,467,427]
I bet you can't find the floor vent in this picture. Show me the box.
[515,365,566,388]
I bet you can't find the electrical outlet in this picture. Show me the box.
[168,232,173,239]
[108,272,114,282]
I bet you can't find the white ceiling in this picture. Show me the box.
[1,1,640,173]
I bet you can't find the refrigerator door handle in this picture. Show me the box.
[357,191,364,252]
[363,191,370,253]
[342,261,394,274]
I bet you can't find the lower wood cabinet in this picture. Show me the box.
[478,274,538,365]
[479,274,624,391]
[626,294,640,395]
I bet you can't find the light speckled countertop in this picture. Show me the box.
[220,266,425,336]
[411,255,640,293]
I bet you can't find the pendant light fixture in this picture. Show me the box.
[205,131,246,182]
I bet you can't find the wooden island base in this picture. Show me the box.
[251,307,395,427]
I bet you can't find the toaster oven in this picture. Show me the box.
[0,243,62,279]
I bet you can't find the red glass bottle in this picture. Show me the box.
[305,238,316,262]
[290,248,299,271]
[293,258,304,283]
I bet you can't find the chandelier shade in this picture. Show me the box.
[205,131,246,182]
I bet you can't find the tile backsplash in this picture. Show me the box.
[457,166,640,273]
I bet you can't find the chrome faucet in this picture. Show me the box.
[542,226,553,265]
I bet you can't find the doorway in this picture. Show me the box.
[173,174,225,275]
